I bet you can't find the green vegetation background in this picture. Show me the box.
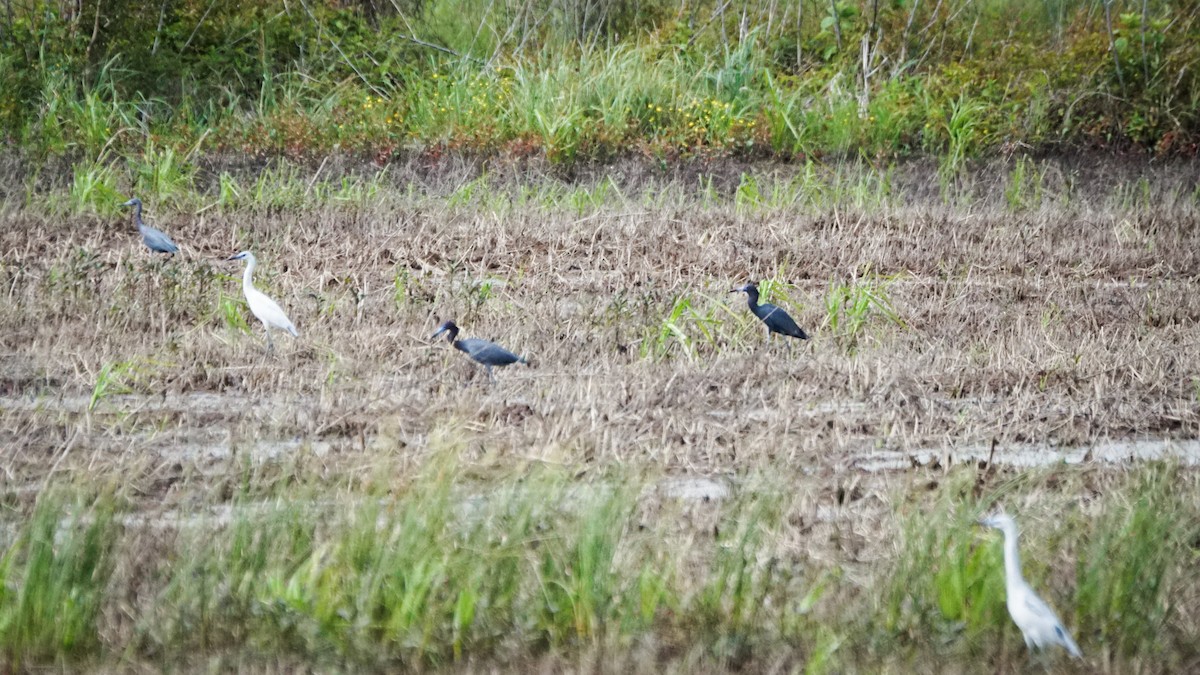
[1,0,1197,168]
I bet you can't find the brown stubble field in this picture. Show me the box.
[1,157,1199,671]
[4,160,1199,487]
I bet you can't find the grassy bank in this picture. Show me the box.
[3,460,1198,671]
[1,1,1198,170]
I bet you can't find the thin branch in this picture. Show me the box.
[795,0,802,67]
[860,34,869,117]
[1103,0,1126,95]
[489,0,533,66]
[465,0,497,62]
[387,0,486,64]
[584,0,612,52]
[181,0,219,55]
[298,0,390,98]
[898,0,920,70]
[85,0,102,62]
[150,0,169,56]
[507,0,547,62]
[685,0,736,49]
[395,31,483,63]
[829,0,842,51]
[1140,0,1150,84]
[2,0,13,42]
[963,13,978,56]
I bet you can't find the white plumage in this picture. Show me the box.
[980,513,1083,659]
[227,251,297,351]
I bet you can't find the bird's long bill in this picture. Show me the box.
[121,199,136,206]
[225,254,241,261]
[431,320,457,340]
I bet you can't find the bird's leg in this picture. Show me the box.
[486,365,495,383]
[1024,643,1042,671]
[264,326,274,354]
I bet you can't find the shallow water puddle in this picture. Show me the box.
[852,438,1200,472]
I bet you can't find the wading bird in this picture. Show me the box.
[122,197,179,256]
[731,282,808,340]
[979,513,1083,660]
[226,251,298,352]
[431,319,527,380]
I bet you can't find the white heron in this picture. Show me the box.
[226,251,298,351]
[979,513,1083,660]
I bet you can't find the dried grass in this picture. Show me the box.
[1,157,1199,671]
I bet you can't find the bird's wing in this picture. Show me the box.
[760,304,808,337]
[462,339,520,364]
[457,338,493,355]
[1055,623,1083,658]
[1021,590,1080,653]
[1022,589,1061,623]
[248,290,298,335]
[142,225,179,252]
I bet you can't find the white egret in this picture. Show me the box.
[979,513,1083,659]
[226,251,298,351]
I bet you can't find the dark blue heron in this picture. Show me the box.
[432,319,528,380]
[731,282,809,340]
[122,197,179,255]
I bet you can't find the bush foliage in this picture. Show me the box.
[1,0,1197,164]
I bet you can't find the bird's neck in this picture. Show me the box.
[132,204,143,225]
[745,290,760,310]
[242,259,257,291]
[1001,526,1024,589]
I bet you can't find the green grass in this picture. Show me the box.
[0,492,118,667]
[11,142,1194,226]
[1074,465,1189,655]
[1004,156,1048,211]
[3,458,1196,670]
[638,289,769,362]
[88,360,137,412]
[140,456,701,665]
[3,2,1199,171]
[822,269,905,355]
[883,474,1010,653]
[67,157,123,215]
[642,294,701,361]
[879,464,1200,668]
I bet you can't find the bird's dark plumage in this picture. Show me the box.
[732,282,808,340]
[432,320,528,378]
[123,197,179,255]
